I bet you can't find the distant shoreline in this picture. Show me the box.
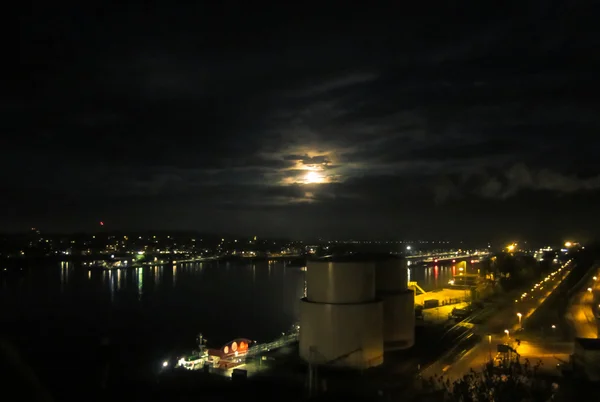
[0,254,308,268]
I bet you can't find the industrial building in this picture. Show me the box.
[299,253,414,370]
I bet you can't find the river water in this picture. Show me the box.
[0,259,455,389]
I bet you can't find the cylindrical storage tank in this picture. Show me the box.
[299,298,384,369]
[380,289,415,350]
[375,257,408,292]
[373,255,414,350]
[306,260,376,304]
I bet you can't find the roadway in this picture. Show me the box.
[565,267,600,339]
[430,336,572,382]
[420,261,574,381]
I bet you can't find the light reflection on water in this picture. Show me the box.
[137,267,143,300]
[88,260,460,299]
[108,270,115,303]
[60,261,71,291]
[1,259,462,352]
[411,263,460,291]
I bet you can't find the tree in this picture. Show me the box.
[421,358,561,402]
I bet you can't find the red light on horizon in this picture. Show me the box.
[100,221,104,226]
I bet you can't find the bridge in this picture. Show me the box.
[246,326,300,358]
[406,251,490,263]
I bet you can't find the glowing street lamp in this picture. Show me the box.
[507,244,516,252]
[487,334,492,360]
[517,312,522,328]
[588,288,593,293]
[565,241,573,248]
[504,329,510,340]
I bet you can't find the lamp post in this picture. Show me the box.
[487,334,492,361]
[504,329,509,342]
[517,312,522,329]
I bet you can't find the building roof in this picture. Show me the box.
[575,337,600,350]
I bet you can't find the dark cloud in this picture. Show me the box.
[6,2,600,240]
[477,164,600,199]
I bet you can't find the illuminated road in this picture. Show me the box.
[515,340,572,367]
[423,335,571,382]
[421,261,573,381]
[566,268,600,338]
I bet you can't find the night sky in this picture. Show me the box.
[8,3,600,242]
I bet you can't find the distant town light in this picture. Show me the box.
[406,246,411,250]
[565,241,572,248]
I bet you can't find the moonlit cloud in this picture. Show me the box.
[8,3,600,239]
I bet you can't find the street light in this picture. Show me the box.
[504,329,510,341]
[517,312,522,328]
[593,276,597,281]
[588,288,593,293]
[487,334,492,361]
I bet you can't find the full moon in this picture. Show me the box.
[304,170,325,184]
